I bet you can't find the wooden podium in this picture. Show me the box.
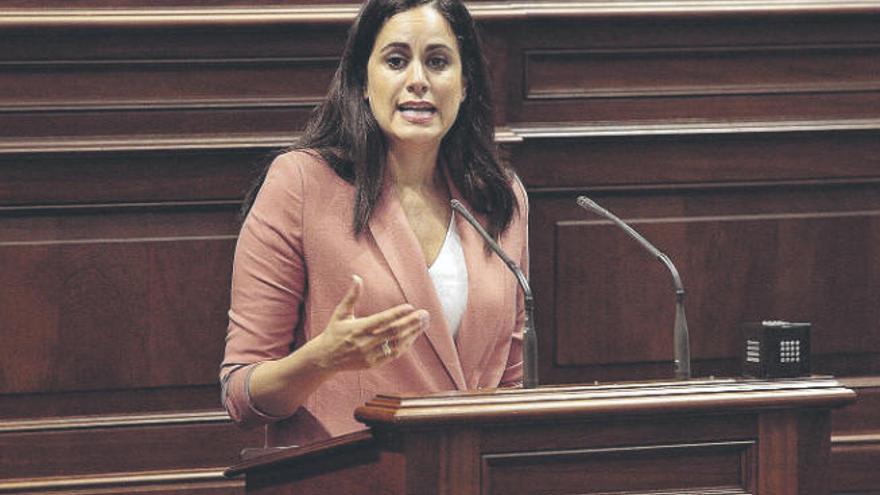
[226,377,855,495]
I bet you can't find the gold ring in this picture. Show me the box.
[381,339,392,357]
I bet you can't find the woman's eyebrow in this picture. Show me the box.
[379,42,454,53]
[425,43,453,53]
[379,42,411,53]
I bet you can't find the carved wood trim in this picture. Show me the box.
[225,430,374,477]
[356,378,855,426]
[833,434,880,445]
[1,1,879,28]
[0,126,532,155]
[509,118,880,138]
[0,468,228,494]
[0,410,233,434]
[839,376,880,388]
[4,118,875,155]
[0,134,292,154]
[527,177,880,195]
[0,98,316,113]
[558,209,880,230]
[0,200,241,215]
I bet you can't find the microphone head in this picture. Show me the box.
[576,195,600,211]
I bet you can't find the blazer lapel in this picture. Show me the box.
[368,180,467,391]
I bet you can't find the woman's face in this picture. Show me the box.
[365,5,465,149]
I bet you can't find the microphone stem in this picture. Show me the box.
[523,297,538,389]
[663,253,691,379]
[674,291,691,380]
[451,200,539,388]
[577,196,692,380]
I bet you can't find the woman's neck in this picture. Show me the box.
[386,142,442,192]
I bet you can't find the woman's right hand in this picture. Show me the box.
[312,275,429,371]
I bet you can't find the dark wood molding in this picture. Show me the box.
[225,430,373,477]
[0,410,233,434]
[510,118,880,138]
[0,135,290,155]
[1,1,880,29]
[356,377,856,426]
[0,468,231,494]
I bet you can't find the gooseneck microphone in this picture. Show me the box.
[450,199,538,388]
[576,196,691,380]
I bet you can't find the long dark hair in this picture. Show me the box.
[242,0,517,239]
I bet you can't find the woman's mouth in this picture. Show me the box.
[398,102,436,124]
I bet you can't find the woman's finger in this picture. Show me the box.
[330,274,363,321]
[393,323,424,353]
[379,319,426,361]
[374,312,428,357]
[370,309,429,337]
[358,303,418,333]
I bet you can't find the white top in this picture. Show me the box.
[428,212,469,337]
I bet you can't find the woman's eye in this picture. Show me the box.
[427,56,449,70]
[386,55,407,70]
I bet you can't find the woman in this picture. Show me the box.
[221,0,528,447]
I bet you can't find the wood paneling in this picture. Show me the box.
[511,123,880,189]
[507,15,880,124]
[0,237,235,393]
[0,472,245,495]
[0,58,334,106]
[1,2,879,494]
[554,211,880,367]
[529,181,880,382]
[0,414,256,479]
[0,413,262,495]
[0,203,239,394]
[0,387,222,419]
[831,379,880,494]
[525,45,880,99]
[0,150,268,206]
[483,442,752,495]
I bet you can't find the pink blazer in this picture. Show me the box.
[221,150,528,447]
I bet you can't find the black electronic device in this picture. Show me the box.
[742,320,811,378]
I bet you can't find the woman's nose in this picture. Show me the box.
[406,62,428,95]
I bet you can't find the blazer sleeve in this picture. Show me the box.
[499,175,529,388]
[220,152,308,428]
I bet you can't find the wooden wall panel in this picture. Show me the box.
[524,45,880,100]
[1,2,879,494]
[483,442,752,495]
[0,386,223,419]
[0,22,347,149]
[0,58,335,106]
[506,15,880,124]
[553,210,880,370]
[0,416,257,479]
[530,182,880,382]
[0,236,236,393]
[511,125,880,188]
[833,378,880,494]
[0,150,268,206]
